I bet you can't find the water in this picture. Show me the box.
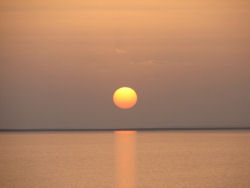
[0,131,249,188]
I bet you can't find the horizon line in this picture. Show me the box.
[0,127,250,132]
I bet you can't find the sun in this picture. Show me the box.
[113,87,137,109]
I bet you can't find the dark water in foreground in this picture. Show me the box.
[0,131,249,188]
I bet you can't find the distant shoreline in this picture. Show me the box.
[0,127,250,132]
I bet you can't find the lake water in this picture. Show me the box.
[0,131,249,188]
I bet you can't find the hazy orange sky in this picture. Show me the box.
[0,0,249,129]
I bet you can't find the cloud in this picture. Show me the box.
[130,59,166,65]
[115,48,127,54]
[143,59,165,65]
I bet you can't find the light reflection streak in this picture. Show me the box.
[115,131,136,188]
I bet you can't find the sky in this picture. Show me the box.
[0,0,250,129]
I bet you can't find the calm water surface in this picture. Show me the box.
[0,131,249,188]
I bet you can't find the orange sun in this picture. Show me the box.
[113,87,137,109]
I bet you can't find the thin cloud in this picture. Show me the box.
[131,59,166,65]
[115,48,127,54]
[143,59,165,65]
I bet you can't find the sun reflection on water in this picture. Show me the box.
[114,131,136,188]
